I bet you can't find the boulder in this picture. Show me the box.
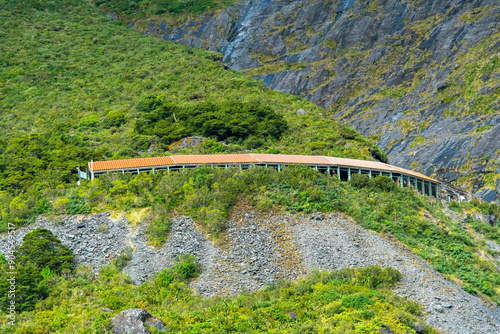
[112,308,166,334]
[472,214,497,227]
[412,322,425,334]
[378,324,394,334]
[296,109,307,115]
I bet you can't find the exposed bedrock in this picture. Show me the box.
[117,0,500,200]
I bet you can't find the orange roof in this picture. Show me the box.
[251,154,329,165]
[89,154,439,183]
[380,163,436,183]
[171,154,259,164]
[90,156,175,171]
[321,156,389,170]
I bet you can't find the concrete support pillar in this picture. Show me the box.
[400,175,403,187]
[152,168,155,174]
[278,164,281,172]
[369,170,372,179]
[337,166,340,180]
[348,168,351,181]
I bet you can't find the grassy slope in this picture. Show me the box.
[0,0,381,193]
[95,0,500,193]
[0,264,435,334]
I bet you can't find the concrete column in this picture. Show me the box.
[278,164,281,172]
[369,170,372,179]
[400,175,403,187]
[348,168,351,181]
[337,166,340,180]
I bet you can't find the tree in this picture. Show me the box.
[17,228,74,274]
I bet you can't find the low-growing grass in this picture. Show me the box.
[0,263,436,334]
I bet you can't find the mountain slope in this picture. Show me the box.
[0,0,383,195]
[100,0,500,201]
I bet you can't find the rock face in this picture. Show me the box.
[111,0,500,200]
[112,309,166,334]
[1,212,500,333]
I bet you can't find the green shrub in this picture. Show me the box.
[145,220,171,247]
[369,175,395,192]
[17,228,74,274]
[341,294,374,309]
[0,228,74,312]
[102,110,126,128]
[350,173,370,188]
[79,115,101,128]
[135,100,287,147]
[354,266,402,289]
[155,254,201,288]
[111,247,133,271]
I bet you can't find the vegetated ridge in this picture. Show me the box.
[95,0,500,201]
[1,1,500,333]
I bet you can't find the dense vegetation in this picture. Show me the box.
[93,0,236,17]
[0,228,74,312]
[0,258,435,333]
[135,98,288,148]
[0,0,383,195]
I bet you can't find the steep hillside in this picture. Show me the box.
[1,210,499,333]
[96,0,500,201]
[0,0,383,195]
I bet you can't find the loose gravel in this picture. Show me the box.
[1,211,499,333]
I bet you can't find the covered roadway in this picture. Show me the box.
[88,154,440,198]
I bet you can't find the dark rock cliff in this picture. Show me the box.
[112,0,500,200]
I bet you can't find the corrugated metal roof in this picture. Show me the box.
[321,156,389,170]
[90,156,175,171]
[171,154,259,164]
[89,154,439,183]
[380,163,436,183]
[251,154,329,165]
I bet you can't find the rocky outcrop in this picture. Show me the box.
[1,212,500,333]
[112,309,166,334]
[106,0,500,200]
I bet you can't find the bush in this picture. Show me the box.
[79,115,101,128]
[155,254,201,288]
[17,228,74,274]
[135,100,287,146]
[369,146,389,163]
[354,266,402,289]
[369,175,395,192]
[350,173,370,188]
[102,110,126,128]
[145,220,171,247]
[111,247,133,271]
[0,228,74,312]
